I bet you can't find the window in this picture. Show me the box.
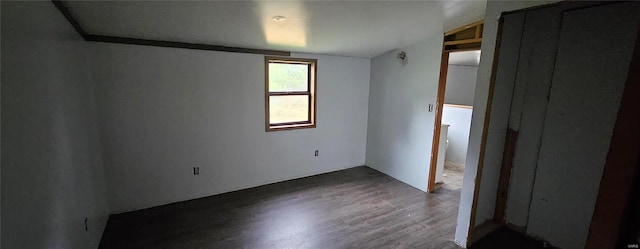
[265,56,317,132]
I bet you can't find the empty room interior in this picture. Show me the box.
[2,1,640,249]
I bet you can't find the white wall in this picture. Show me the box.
[365,37,442,192]
[1,2,3,247]
[91,44,371,213]
[444,65,478,106]
[1,1,3,246]
[442,106,473,165]
[441,64,477,166]
[1,2,110,249]
[454,0,558,246]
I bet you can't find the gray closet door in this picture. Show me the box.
[526,2,640,249]
[504,5,565,228]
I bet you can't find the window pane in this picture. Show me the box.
[269,63,308,92]
[269,95,309,124]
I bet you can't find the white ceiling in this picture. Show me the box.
[65,0,486,58]
[448,50,481,66]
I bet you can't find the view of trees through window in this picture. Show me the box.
[269,63,308,92]
[268,63,310,124]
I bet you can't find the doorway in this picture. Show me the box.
[434,51,480,191]
[428,21,483,192]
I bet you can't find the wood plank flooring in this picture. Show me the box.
[98,166,462,249]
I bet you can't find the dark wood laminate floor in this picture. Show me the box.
[99,166,462,249]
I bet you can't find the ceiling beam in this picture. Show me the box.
[50,0,291,56]
[84,35,291,56]
[51,0,88,39]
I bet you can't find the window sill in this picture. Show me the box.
[267,123,316,132]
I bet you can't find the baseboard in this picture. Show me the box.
[363,165,428,192]
[109,164,365,215]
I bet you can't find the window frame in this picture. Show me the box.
[264,56,317,132]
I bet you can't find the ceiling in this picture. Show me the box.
[448,50,481,66]
[65,1,486,58]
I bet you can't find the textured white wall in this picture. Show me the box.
[90,44,371,213]
[442,106,473,165]
[365,37,442,192]
[444,65,478,106]
[1,2,109,248]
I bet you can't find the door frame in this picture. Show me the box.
[427,21,484,192]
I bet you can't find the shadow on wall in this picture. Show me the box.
[2,1,110,248]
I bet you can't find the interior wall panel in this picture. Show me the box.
[526,3,640,248]
[503,6,564,228]
[472,12,525,227]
